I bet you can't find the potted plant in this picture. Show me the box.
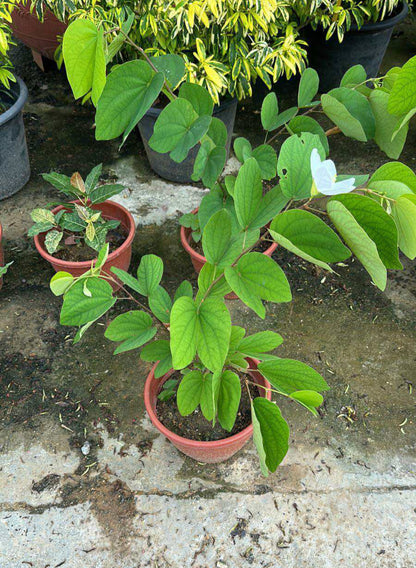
[60,7,308,183]
[29,164,135,288]
[294,0,410,91]
[0,18,30,200]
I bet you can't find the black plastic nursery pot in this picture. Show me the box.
[138,97,238,183]
[0,76,31,200]
[304,2,409,92]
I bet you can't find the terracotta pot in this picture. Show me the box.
[34,200,135,290]
[144,358,272,464]
[11,3,67,69]
[0,224,4,291]
[180,208,278,299]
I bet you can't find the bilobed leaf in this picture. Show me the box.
[60,278,115,326]
[141,340,172,378]
[174,280,193,302]
[340,64,367,88]
[298,68,319,107]
[228,325,246,352]
[148,285,172,323]
[369,90,408,159]
[321,92,367,142]
[151,54,185,90]
[44,230,63,254]
[149,98,211,163]
[110,267,142,295]
[177,370,204,415]
[200,373,215,421]
[271,107,298,130]
[192,142,226,188]
[391,194,416,259]
[261,92,279,131]
[277,133,325,200]
[234,137,252,163]
[196,297,231,372]
[137,254,164,296]
[170,296,198,369]
[258,358,329,395]
[252,398,289,473]
[202,209,232,266]
[50,271,74,296]
[234,157,263,229]
[248,185,289,231]
[327,200,387,290]
[217,371,241,431]
[288,115,329,156]
[197,262,232,300]
[238,331,283,356]
[96,61,164,143]
[270,210,351,264]
[105,311,156,354]
[198,187,224,231]
[224,253,292,318]
[251,145,278,180]
[369,162,416,195]
[63,20,106,105]
[330,194,402,269]
[290,390,323,415]
[388,55,416,116]
[179,82,214,116]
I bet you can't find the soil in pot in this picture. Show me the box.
[53,226,128,262]
[156,371,259,442]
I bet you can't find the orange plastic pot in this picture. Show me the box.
[34,200,135,290]
[11,3,67,68]
[180,208,278,299]
[144,358,272,464]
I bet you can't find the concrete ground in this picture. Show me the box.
[1,19,416,568]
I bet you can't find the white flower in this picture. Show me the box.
[310,148,356,196]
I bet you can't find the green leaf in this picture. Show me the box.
[200,373,216,421]
[224,253,292,318]
[258,358,329,395]
[198,187,224,231]
[234,157,263,229]
[110,267,142,295]
[141,339,172,378]
[31,208,55,224]
[151,54,185,90]
[62,20,106,106]
[277,133,325,200]
[105,310,156,354]
[330,194,401,269]
[85,163,102,193]
[44,230,63,254]
[179,82,214,116]
[96,61,164,144]
[388,55,416,116]
[149,98,211,163]
[148,285,172,323]
[271,107,298,130]
[234,137,252,163]
[369,162,416,196]
[340,65,367,88]
[369,90,408,159]
[137,255,164,296]
[197,298,231,372]
[321,91,368,142]
[290,390,323,416]
[60,278,115,326]
[41,172,74,196]
[217,371,241,431]
[192,142,226,188]
[391,194,416,259]
[327,200,387,290]
[298,68,319,107]
[202,209,232,266]
[238,331,283,356]
[177,370,204,415]
[50,271,74,296]
[228,325,246,352]
[197,262,232,300]
[60,212,87,233]
[270,210,351,264]
[174,280,193,302]
[89,184,124,204]
[251,145,277,181]
[170,296,198,369]
[288,116,329,156]
[248,185,289,231]
[28,222,55,237]
[252,398,289,474]
[261,92,279,131]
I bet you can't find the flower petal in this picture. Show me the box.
[310,148,322,177]
[321,178,356,195]
[314,165,334,193]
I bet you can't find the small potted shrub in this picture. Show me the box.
[60,7,308,183]
[294,0,410,91]
[29,165,135,287]
[0,18,30,200]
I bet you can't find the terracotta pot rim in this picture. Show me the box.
[180,207,278,262]
[33,199,135,269]
[144,358,272,449]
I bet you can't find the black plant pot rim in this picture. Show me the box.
[145,95,238,118]
[350,1,408,32]
[0,76,28,126]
